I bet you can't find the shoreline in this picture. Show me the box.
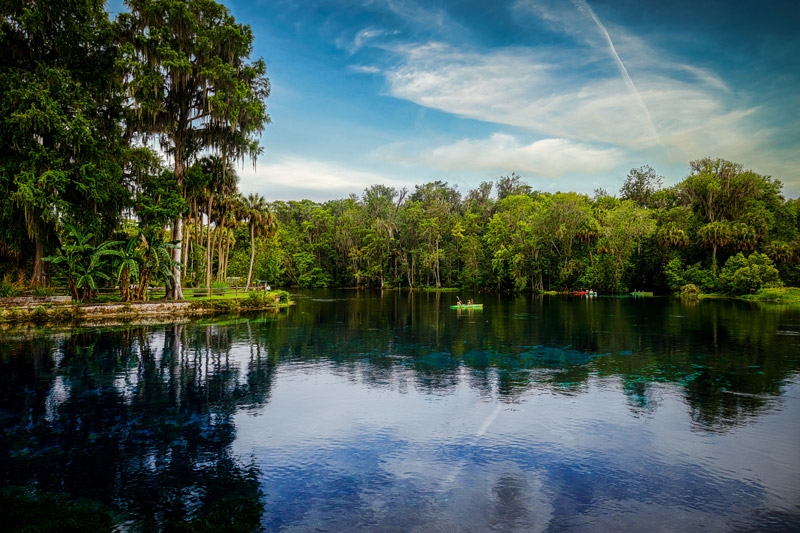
[0,295,292,329]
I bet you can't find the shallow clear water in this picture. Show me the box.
[2,290,799,531]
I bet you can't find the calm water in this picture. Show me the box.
[2,290,799,531]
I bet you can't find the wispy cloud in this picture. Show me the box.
[344,28,384,54]
[572,0,664,150]
[371,34,764,171]
[380,133,621,177]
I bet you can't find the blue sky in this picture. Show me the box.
[110,0,800,201]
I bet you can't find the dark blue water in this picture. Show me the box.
[2,290,799,531]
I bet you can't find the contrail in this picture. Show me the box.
[574,0,666,151]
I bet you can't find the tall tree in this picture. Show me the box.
[620,165,663,208]
[681,157,783,274]
[0,0,128,285]
[597,200,656,290]
[243,193,275,290]
[119,0,270,299]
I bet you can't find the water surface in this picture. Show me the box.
[1,290,799,531]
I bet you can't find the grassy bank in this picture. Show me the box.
[739,287,800,304]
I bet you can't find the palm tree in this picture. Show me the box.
[698,220,732,275]
[244,193,268,290]
[199,156,238,294]
[110,235,143,302]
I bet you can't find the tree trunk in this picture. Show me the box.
[435,237,441,288]
[195,199,201,248]
[205,196,214,295]
[171,151,185,299]
[712,244,718,275]
[181,215,190,273]
[216,223,224,283]
[32,237,48,287]
[247,223,255,290]
[223,226,232,282]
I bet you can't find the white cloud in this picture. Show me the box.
[237,156,407,201]
[349,65,381,74]
[380,41,760,165]
[382,133,621,177]
[349,28,384,53]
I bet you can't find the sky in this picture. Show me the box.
[108,0,800,201]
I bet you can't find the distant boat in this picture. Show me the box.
[630,291,654,296]
[573,291,597,296]
[450,304,483,309]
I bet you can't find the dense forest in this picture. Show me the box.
[1,1,798,300]
[259,163,799,295]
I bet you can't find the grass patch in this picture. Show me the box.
[740,287,800,303]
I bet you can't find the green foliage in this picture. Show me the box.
[0,0,128,284]
[43,224,118,302]
[742,287,800,303]
[134,170,187,228]
[680,284,701,299]
[31,305,48,322]
[241,290,277,308]
[0,275,23,297]
[32,285,54,297]
[619,165,663,207]
[718,252,782,295]
[684,263,718,293]
[664,258,685,290]
[119,0,271,296]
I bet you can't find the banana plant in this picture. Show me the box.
[135,233,182,301]
[109,235,143,302]
[44,224,119,302]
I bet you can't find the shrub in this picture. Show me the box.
[203,299,237,312]
[31,305,48,322]
[241,291,276,309]
[683,262,718,293]
[680,284,701,299]
[32,285,54,297]
[0,275,23,297]
[718,252,782,295]
[664,258,685,290]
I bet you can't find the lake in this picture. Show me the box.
[2,290,799,531]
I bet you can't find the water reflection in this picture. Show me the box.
[1,320,278,530]
[1,291,799,531]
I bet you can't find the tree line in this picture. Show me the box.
[260,162,798,294]
[1,2,798,299]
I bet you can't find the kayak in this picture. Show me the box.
[573,291,597,296]
[630,291,654,296]
[450,304,483,309]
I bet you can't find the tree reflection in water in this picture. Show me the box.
[0,321,276,531]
